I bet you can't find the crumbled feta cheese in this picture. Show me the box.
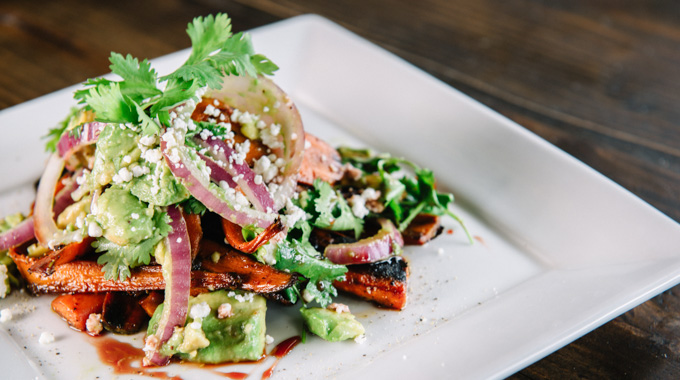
[328,303,350,314]
[0,308,12,323]
[123,155,132,164]
[86,313,103,335]
[217,303,233,319]
[354,334,367,344]
[39,332,55,345]
[113,167,133,183]
[176,237,183,243]
[88,222,103,238]
[143,148,163,164]
[131,213,140,220]
[131,164,150,177]
[189,302,211,320]
[139,134,157,147]
[349,194,369,218]
[302,289,315,303]
[265,335,275,344]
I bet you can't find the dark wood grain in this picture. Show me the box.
[2,0,680,378]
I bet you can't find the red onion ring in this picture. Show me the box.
[0,217,35,251]
[194,136,274,213]
[144,205,191,366]
[324,218,404,265]
[34,154,66,247]
[206,75,305,211]
[56,122,106,160]
[161,138,275,229]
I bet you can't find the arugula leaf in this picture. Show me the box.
[338,147,473,243]
[274,239,347,307]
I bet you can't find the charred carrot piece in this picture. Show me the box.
[51,293,106,332]
[221,218,284,253]
[139,291,164,317]
[402,214,443,246]
[199,240,297,293]
[182,211,202,260]
[334,256,409,310]
[28,237,95,276]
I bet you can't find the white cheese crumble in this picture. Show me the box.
[86,313,103,335]
[217,303,233,319]
[265,335,275,344]
[227,291,254,303]
[0,308,12,323]
[131,213,140,220]
[87,222,103,238]
[354,334,367,344]
[189,302,211,320]
[328,303,350,314]
[39,332,55,345]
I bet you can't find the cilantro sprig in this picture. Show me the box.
[71,13,277,138]
[338,147,473,243]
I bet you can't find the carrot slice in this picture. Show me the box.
[221,218,284,253]
[51,293,106,332]
[29,237,95,275]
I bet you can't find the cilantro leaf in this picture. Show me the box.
[301,179,363,238]
[83,82,138,123]
[275,239,347,307]
[184,14,233,66]
[181,197,207,216]
[109,53,161,102]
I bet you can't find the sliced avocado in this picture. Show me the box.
[91,124,140,186]
[148,290,267,363]
[129,160,189,206]
[95,186,155,246]
[300,307,365,342]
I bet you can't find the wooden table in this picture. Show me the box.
[2,0,679,378]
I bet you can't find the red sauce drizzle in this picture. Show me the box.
[261,336,302,380]
[93,337,181,380]
[92,335,301,380]
[446,229,454,235]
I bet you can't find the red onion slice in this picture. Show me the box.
[206,75,305,210]
[197,152,237,188]
[34,154,66,248]
[53,171,81,218]
[0,217,35,251]
[194,136,274,213]
[161,138,275,229]
[324,219,404,265]
[144,205,191,366]
[56,122,106,160]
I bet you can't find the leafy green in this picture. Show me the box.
[298,179,363,239]
[44,107,81,152]
[94,210,173,281]
[69,13,277,141]
[274,239,347,307]
[181,197,207,216]
[338,147,472,243]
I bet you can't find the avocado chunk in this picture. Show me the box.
[95,186,156,246]
[300,307,365,342]
[91,124,140,187]
[128,160,190,206]
[147,290,267,363]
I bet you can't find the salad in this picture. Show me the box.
[0,13,470,369]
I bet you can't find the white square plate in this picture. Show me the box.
[2,14,680,380]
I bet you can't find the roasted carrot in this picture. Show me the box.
[182,211,202,260]
[51,293,106,333]
[221,217,284,253]
[297,133,345,186]
[29,237,95,275]
[334,256,409,310]
[199,240,298,293]
[10,244,296,295]
[139,291,164,317]
[402,214,443,246]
